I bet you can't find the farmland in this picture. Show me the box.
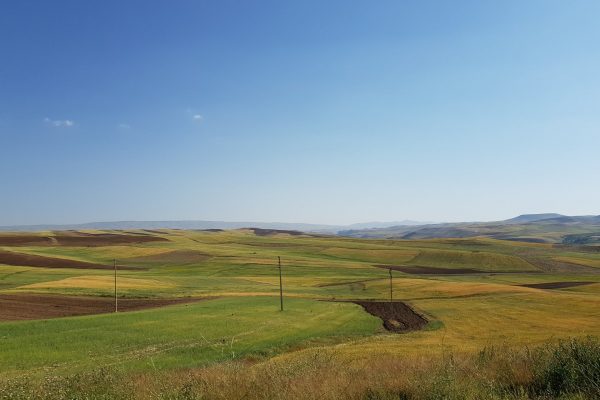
[0,229,599,399]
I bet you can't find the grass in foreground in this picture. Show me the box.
[1,337,598,399]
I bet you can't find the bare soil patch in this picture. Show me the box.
[0,293,211,321]
[519,281,595,290]
[0,250,145,270]
[352,301,428,333]
[121,231,153,236]
[0,233,168,247]
[247,228,304,236]
[55,233,168,246]
[500,237,549,244]
[0,235,53,246]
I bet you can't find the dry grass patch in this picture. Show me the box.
[126,250,211,264]
[320,248,419,264]
[370,277,534,300]
[20,275,174,290]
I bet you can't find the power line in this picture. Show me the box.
[278,256,283,311]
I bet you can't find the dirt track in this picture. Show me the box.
[0,250,145,270]
[0,233,168,247]
[0,294,210,321]
[318,278,384,287]
[375,265,484,275]
[519,281,595,289]
[352,301,428,333]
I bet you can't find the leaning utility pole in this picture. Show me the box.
[114,259,118,312]
[278,256,283,311]
[389,268,393,303]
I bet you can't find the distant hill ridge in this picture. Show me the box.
[503,213,565,224]
[338,214,600,244]
[0,219,427,233]
[3,214,600,245]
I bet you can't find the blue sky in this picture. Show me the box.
[1,1,599,225]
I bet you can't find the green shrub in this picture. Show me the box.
[532,337,600,398]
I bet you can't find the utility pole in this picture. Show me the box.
[114,259,118,313]
[278,256,283,311]
[389,268,393,303]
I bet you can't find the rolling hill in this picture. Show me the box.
[338,214,600,244]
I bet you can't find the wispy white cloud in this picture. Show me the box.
[118,123,131,129]
[44,117,75,127]
[186,108,204,124]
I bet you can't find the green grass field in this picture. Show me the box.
[1,229,599,398]
[1,297,380,378]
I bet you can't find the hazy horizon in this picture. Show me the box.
[2,211,598,230]
[2,1,599,226]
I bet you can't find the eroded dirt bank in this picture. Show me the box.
[352,301,428,333]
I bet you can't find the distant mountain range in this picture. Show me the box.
[338,214,600,245]
[0,219,428,233]
[3,214,599,245]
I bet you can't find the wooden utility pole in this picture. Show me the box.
[278,256,283,311]
[114,259,118,312]
[389,268,393,303]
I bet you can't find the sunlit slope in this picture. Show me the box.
[1,230,599,298]
[0,229,599,379]
[416,249,539,271]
